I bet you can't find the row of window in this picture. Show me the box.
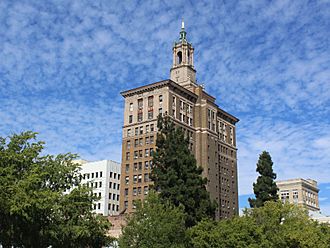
[86,181,102,188]
[109,192,120,201]
[82,171,103,180]
[127,124,155,137]
[124,186,149,196]
[92,202,120,212]
[128,95,163,123]
[126,148,154,161]
[125,160,153,173]
[109,182,120,191]
[109,172,120,180]
[126,136,154,149]
[108,203,119,212]
[125,173,150,184]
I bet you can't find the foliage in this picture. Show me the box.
[151,115,216,227]
[0,131,112,248]
[248,151,278,208]
[118,191,187,248]
[188,201,330,248]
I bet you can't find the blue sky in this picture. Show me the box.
[1,0,329,214]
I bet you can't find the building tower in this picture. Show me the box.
[119,22,239,219]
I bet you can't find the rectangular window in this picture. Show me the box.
[159,95,163,103]
[139,150,143,158]
[125,176,129,185]
[145,136,149,145]
[114,173,117,179]
[126,140,131,149]
[96,172,98,178]
[133,175,137,184]
[98,203,101,209]
[138,174,142,183]
[139,138,143,146]
[91,173,94,178]
[148,111,153,119]
[99,181,102,187]
[144,186,149,195]
[109,182,112,188]
[138,98,143,109]
[159,108,162,115]
[135,127,139,136]
[125,164,129,173]
[172,96,176,105]
[150,136,154,144]
[100,171,102,177]
[138,112,143,122]
[126,152,130,160]
[134,139,138,147]
[138,187,142,195]
[150,148,154,156]
[148,96,154,107]
[144,173,149,182]
[134,163,138,171]
[140,126,143,135]
[110,172,113,178]
[133,187,137,196]
[113,183,116,189]
[129,103,133,111]
[127,129,131,137]
[145,149,149,157]
[146,125,149,133]
[124,201,128,208]
[134,151,138,159]
[172,109,175,118]
[125,188,129,196]
[138,162,142,171]
[150,124,154,132]
[129,115,133,123]
[144,161,149,170]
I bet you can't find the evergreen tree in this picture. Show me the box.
[248,151,279,208]
[151,115,216,227]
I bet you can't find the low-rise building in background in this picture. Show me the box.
[276,178,320,211]
[75,159,121,216]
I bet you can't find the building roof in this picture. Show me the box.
[121,79,198,101]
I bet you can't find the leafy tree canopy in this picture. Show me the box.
[249,151,278,208]
[188,201,330,248]
[0,131,112,248]
[151,115,216,227]
[119,191,187,248]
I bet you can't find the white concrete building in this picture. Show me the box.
[77,160,121,216]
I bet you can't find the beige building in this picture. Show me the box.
[119,22,239,219]
[276,178,320,211]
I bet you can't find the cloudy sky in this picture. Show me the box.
[1,0,329,214]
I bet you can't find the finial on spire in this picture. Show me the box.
[179,19,187,41]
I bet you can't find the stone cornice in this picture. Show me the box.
[121,79,198,102]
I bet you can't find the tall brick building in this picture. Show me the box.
[119,22,239,219]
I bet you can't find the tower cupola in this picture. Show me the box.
[170,21,197,89]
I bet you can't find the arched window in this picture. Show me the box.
[177,51,182,64]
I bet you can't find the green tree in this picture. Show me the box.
[248,151,278,208]
[0,131,112,247]
[151,115,216,227]
[118,191,187,248]
[188,201,330,248]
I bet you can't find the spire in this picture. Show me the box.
[179,19,187,41]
